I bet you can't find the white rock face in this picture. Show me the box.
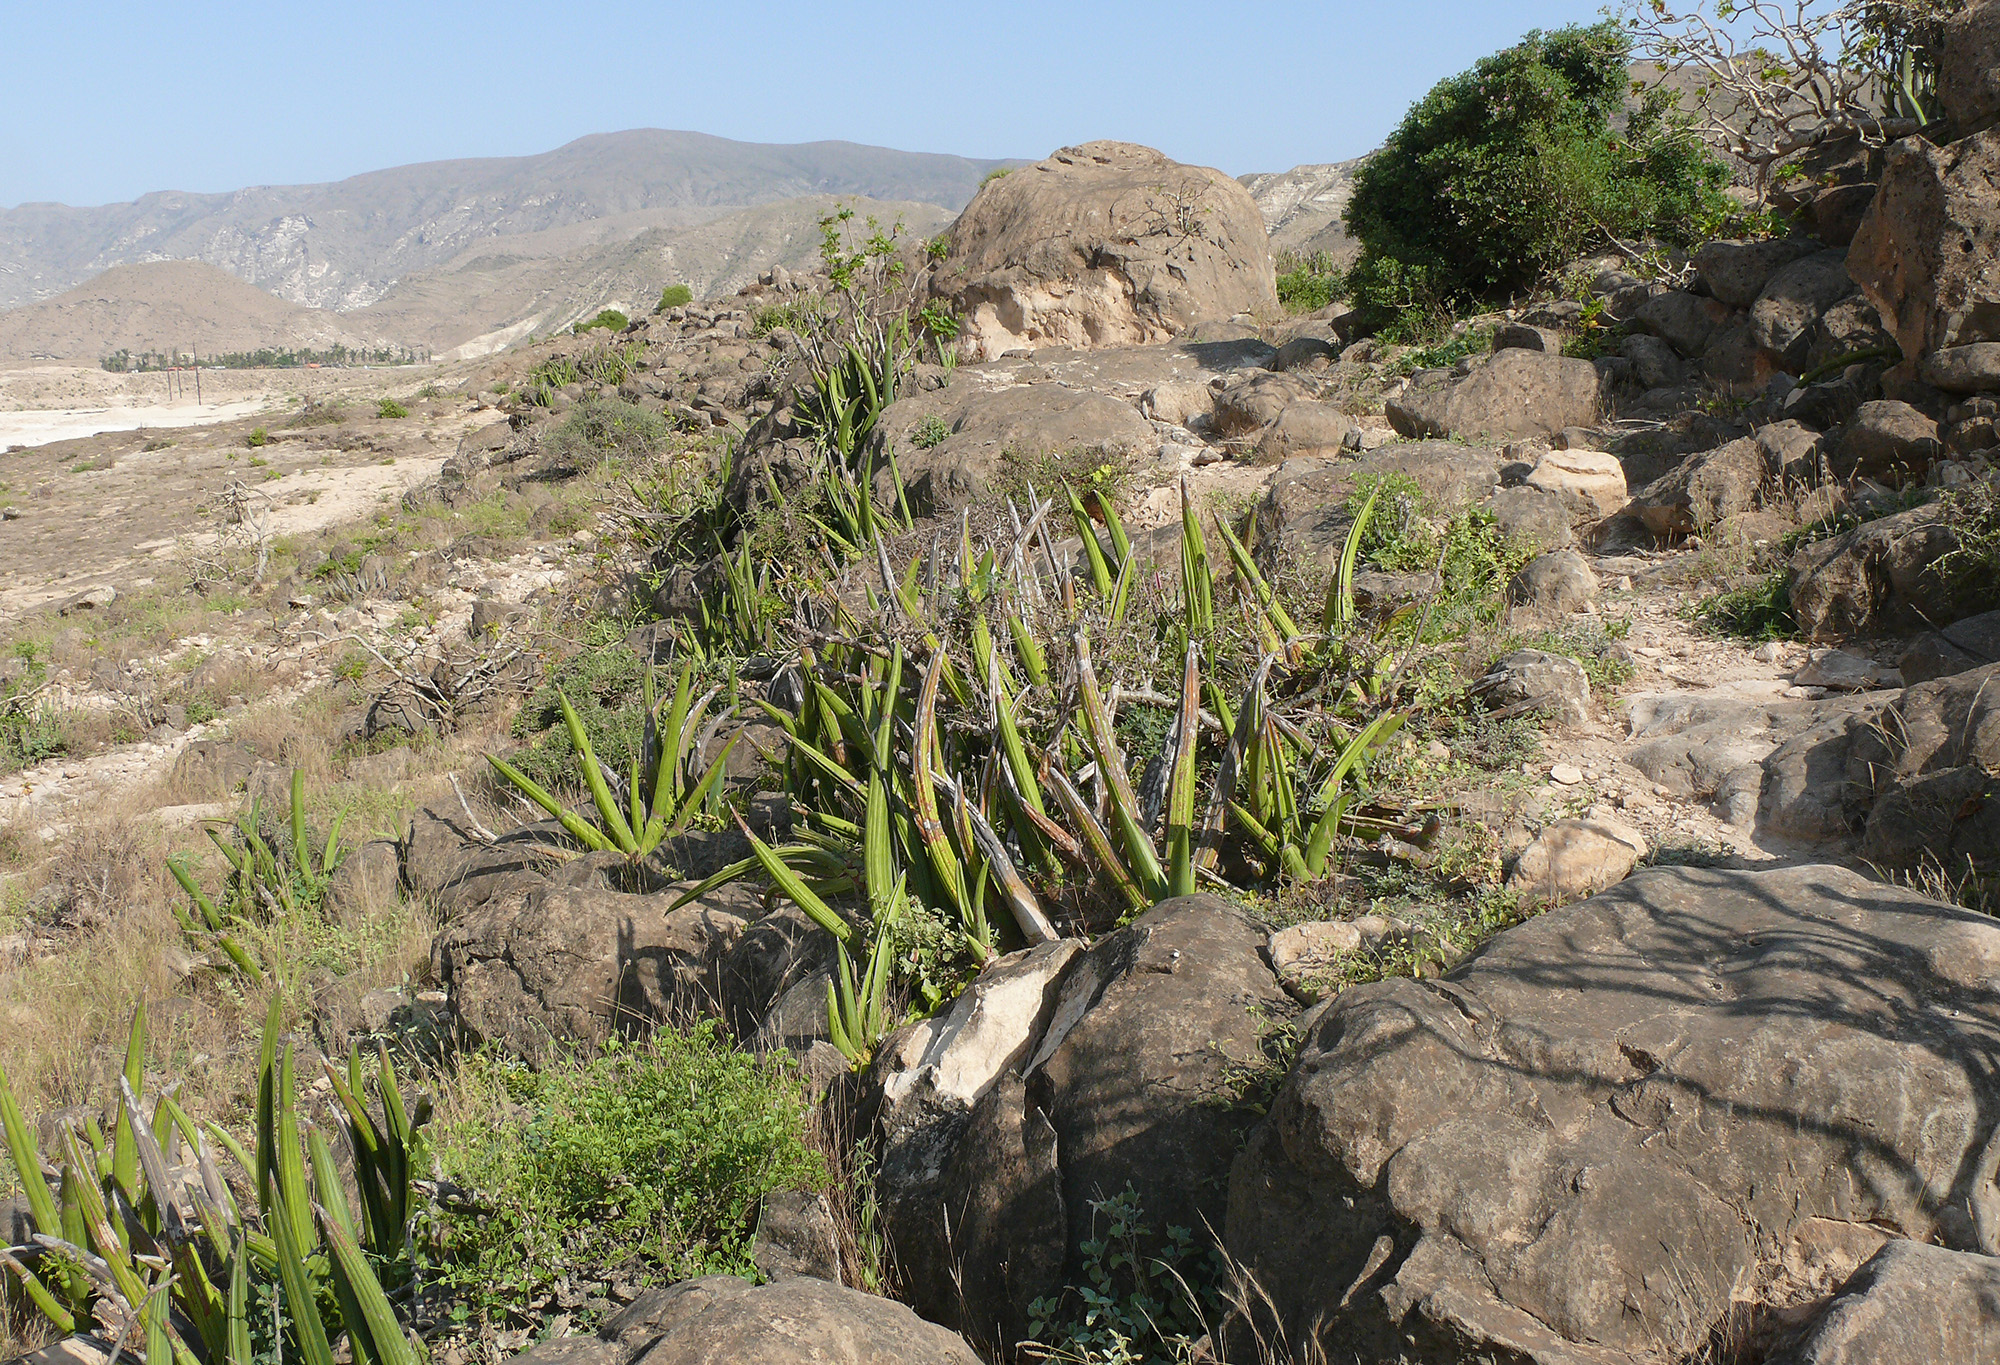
[877,939,1084,1115]
[1526,449,1629,522]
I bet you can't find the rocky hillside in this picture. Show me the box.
[1239,157,1364,260]
[351,194,958,359]
[0,129,1012,312]
[8,8,2000,1365]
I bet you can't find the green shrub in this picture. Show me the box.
[1344,21,1730,331]
[751,297,823,337]
[377,398,409,419]
[1934,479,2000,619]
[1384,325,1494,377]
[1350,472,1535,629]
[573,308,630,336]
[1691,570,1797,641]
[1025,1186,1224,1363]
[422,1027,825,1329]
[247,426,270,447]
[1275,250,1347,314]
[509,641,650,794]
[656,284,693,312]
[541,397,671,471]
[911,414,952,449]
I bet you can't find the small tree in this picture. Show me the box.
[1621,0,1961,202]
[1344,21,1731,333]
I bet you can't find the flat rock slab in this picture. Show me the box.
[1227,864,2000,1365]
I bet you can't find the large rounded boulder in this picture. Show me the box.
[1226,864,2000,1364]
[929,141,1277,360]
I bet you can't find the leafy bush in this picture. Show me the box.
[1350,473,1535,629]
[1691,570,1798,641]
[1384,325,1494,377]
[1275,249,1348,314]
[540,397,671,470]
[751,297,823,336]
[911,414,952,449]
[377,398,409,419]
[1344,21,1729,331]
[656,284,693,311]
[0,705,65,774]
[573,308,630,336]
[1933,479,2000,619]
[422,1027,825,1329]
[247,426,270,448]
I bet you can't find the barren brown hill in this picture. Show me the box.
[354,195,958,357]
[0,260,390,364]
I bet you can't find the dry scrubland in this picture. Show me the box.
[4,8,2000,1365]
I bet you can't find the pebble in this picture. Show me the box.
[1550,764,1585,786]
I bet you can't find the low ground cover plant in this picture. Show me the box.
[419,1027,824,1331]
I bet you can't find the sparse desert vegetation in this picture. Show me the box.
[5,5,2000,1365]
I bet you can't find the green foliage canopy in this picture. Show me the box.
[1345,21,1729,330]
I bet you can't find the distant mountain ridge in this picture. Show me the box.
[0,130,1013,313]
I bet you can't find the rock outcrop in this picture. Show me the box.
[1386,348,1602,441]
[1847,130,2000,363]
[928,142,1277,361]
[1226,864,2000,1364]
[882,895,1288,1355]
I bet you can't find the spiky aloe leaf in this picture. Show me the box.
[943,773,1058,944]
[1007,611,1049,687]
[1212,511,1301,652]
[0,1057,60,1241]
[556,687,638,852]
[1195,659,1271,872]
[485,754,617,854]
[1164,643,1201,899]
[910,650,968,921]
[226,1234,252,1365]
[1301,712,1406,877]
[110,1006,146,1211]
[1043,760,1148,913]
[1073,630,1167,901]
[289,770,308,892]
[322,1204,419,1365]
[1065,481,1115,601]
[1179,479,1213,640]
[265,1151,336,1365]
[1329,480,1383,634]
[735,812,853,943]
[59,1126,149,1312]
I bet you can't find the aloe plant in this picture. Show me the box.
[168,769,348,985]
[0,1002,424,1365]
[488,661,737,863]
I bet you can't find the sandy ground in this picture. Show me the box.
[0,361,480,452]
[0,399,271,449]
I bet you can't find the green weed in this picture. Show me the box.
[420,1027,825,1331]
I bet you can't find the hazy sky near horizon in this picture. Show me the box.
[3,0,1620,209]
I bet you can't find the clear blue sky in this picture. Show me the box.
[2,0,1620,209]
